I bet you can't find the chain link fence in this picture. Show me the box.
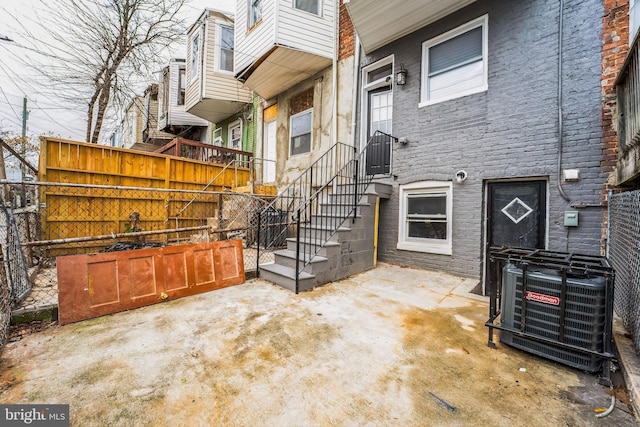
[608,189,640,355]
[0,180,277,350]
[0,184,37,350]
[28,182,274,271]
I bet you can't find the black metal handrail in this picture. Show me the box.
[256,142,356,266]
[256,132,394,293]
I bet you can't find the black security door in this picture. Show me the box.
[487,181,546,250]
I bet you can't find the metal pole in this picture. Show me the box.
[353,159,359,222]
[295,210,301,295]
[0,140,8,202]
[256,210,261,277]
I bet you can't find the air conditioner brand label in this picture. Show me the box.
[525,291,560,306]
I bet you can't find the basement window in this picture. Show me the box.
[398,181,452,255]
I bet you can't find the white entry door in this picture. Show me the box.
[263,119,276,183]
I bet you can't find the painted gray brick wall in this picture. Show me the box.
[361,0,605,280]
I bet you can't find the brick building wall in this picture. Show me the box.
[358,0,606,280]
[601,0,630,244]
[338,0,354,60]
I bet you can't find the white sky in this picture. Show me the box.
[0,0,235,146]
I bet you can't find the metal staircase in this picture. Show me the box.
[256,132,394,293]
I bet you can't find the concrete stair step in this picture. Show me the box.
[258,262,315,292]
[286,237,340,256]
[299,225,351,242]
[273,249,328,273]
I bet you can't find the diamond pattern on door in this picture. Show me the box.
[501,197,533,224]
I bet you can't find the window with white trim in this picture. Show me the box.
[294,0,320,15]
[249,0,262,28]
[190,32,200,83]
[177,67,186,106]
[421,15,488,106]
[218,25,234,73]
[228,120,242,150]
[290,109,312,156]
[398,181,452,255]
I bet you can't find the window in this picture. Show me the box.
[290,109,312,156]
[161,68,169,117]
[249,0,262,28]
[218,25,234,73]
[177,68,186,106]
[190,32,200,82]
[294,0,320,15]
[421,15,488,106]
[398,182,452,255]
[228,120,242,149]
[213,127,223,146]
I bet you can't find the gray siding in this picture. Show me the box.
[361,0,605,280]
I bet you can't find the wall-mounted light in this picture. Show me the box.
[396,63,407,86]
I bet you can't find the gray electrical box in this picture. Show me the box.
[564,211,579,227]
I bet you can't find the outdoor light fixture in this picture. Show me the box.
[455,170,468,183]
[396,63,407,86]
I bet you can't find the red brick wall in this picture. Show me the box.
[601,0,630,248]
[602,0,630,187]
[339,0,354,61]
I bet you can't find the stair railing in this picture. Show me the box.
[257,132,396,292]
[290,131,394,291]
[256,142,356,272]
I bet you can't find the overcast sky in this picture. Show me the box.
[0,0,235,146]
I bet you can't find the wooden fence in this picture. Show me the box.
[38,137,252,255]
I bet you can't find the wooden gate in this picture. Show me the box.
[57,240,245,325]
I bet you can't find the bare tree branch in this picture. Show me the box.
[10,0,188,143]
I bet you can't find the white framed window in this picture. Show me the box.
[420,15,488,107]
[397,181,453,255]
[213,127,223,146]
[294,0,320,16]
[190,32,200,83]
[161,67,169,118]
[177,67,186,106]
[290,108,312,156]
[217,25,234,73]
[249,0,262,28]
[228,120,242,150]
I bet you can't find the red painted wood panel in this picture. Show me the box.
[57,240,245,325]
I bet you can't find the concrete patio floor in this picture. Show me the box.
[0,263,637,426]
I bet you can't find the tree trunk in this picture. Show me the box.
[91,84,111,145]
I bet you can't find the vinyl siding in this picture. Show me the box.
[277,0,334,59]
[167,62,210,127]
[235,0,277,73]
[203,15,252,103]
[185,22,204,112]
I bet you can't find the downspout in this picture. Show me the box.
[351,33,361,148]
[332,1,339,148]
[557,0,571,202]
